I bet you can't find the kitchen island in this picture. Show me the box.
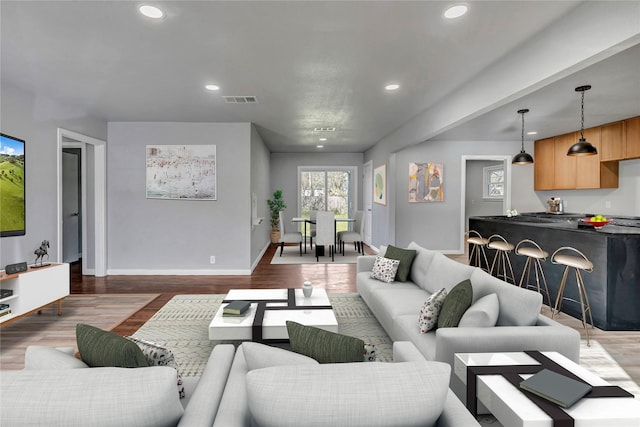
[469,213,640,331]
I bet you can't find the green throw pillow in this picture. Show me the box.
[76,324,149,368]
[286,321,364,364]
[384,245,417,282]
[437,279,473,328]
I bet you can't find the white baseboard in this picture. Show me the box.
[251,242,271,272]
[107,268,252,276]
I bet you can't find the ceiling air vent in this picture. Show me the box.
[223,96,258,104]
[314,127,336,132]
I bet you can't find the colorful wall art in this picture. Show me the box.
[374,164,386,205]
[408,162,443,202]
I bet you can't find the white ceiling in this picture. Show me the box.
[1,1,638,152]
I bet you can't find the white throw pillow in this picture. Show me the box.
[418,288,448,333]
[242,341,318,371]
[370,256,400,283]
[458,293,500,327]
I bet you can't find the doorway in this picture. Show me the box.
[460,155,511,253]
[62,148,82,264]
[363,161,372,246]
[57,128,107,276]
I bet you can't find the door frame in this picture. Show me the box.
[62,147,83,264]
[362,160,372,246]
[57,128,107,276]
[459,155,512,253]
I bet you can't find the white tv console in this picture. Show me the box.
[0,263,70,326]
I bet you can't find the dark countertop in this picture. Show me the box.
[473,212,640,235]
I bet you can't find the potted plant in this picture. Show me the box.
[267,190,287,243]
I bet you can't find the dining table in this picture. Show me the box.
[291,217,355,253]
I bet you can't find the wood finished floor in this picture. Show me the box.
[68,243,638,385]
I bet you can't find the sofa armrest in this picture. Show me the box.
[436,390,481,427]
[178,344,235,427]
[435,324,581,367]
[356,255,376,273]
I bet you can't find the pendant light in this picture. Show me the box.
[512,109,534,164]
[567,85,597,156]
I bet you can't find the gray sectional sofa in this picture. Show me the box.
[356,241,581,403]
[2,340,480,427]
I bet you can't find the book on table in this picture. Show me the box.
[519,368,592,408]
[223,300,250,315]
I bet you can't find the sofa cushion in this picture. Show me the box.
[24,346,89,370]
[408,242,475,294]
[76,324,149,368]
[1,367,184,427]
[384,245,417,282]
[458,293,499,327]
[418,287,448,333]
[286,321,365,363]
[242,341,318,370]
[367,287,430,336]
[246,361,451,427]
[393,315,438,360]
[370,255,400,283]
[438,279,473,328]
[125,336,185,399]
[470,269,542,326]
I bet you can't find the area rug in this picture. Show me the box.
[0,294,159,370]
[132,292,640,401]
[270,248,360,265]
[133,293,392,376]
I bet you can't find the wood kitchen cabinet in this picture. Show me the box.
[600,121,625,161]
[625,116,640,159]
[533,137,555,190]
[553,132,577,189]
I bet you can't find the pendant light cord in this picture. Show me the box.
[521,111,525,150]
[580,90,585,140]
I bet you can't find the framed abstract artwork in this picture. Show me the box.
[374,164,386,205]
[408,162,443,202]
[146,145,217,200]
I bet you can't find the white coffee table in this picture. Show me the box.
[208,288,338,342]
[454,351,640,427]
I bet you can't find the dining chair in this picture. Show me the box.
[314,211,335,262]
[308,210,317,250]
[278,211,303,256]
[337,210,364,255]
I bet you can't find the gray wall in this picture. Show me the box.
[270,152,365,225]
[107,122,253,273]
[250,125,271,266]
[0,82,107,267]
[465,160,504,229]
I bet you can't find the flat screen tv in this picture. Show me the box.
[0,133,26,237]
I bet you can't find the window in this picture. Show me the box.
[298,167,355,234]
[483,165,504,200]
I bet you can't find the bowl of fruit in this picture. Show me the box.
[582,214,610,229]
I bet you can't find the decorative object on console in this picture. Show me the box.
[567,85,598,156]
[512,108,534,164]
[4,262,27,275]
[33,240,50,268]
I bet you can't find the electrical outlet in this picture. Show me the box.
[210,256,216,264]
[605,201,611,209]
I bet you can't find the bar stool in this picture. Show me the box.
[467,230,490,272]
[487,234,516,284]
[515,239,551,308]
[551,247,594,346]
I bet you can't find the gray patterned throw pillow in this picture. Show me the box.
[370,256,400,283]
[418,288,448,333]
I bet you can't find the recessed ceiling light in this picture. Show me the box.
[444,4,468,19]
[205,84,220,91]
[527,131,538,135]
[139,4,164,19]
[385,84,400,91]
[317,145,324,149]
[319,137,327,141]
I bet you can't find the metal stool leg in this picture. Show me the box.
[575,269,594,346]
[552,266,570,318]
[534,258,552,308]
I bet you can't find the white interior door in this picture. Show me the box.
[62,151,80,263]
[363,161,372,246]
